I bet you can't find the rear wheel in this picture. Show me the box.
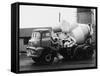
[83,46,94,59]
[74,45,94,60]
[74,47,84,60]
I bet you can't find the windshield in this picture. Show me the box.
[32,32,40,39]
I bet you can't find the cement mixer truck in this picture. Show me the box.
[26,23,94,64]
[57,23,94,60]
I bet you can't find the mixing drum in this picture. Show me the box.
[70,24,90,44]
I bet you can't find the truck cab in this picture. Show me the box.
[26,28,55,64]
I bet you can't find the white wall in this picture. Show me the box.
[20,5,59,28]
[20,5,77,28]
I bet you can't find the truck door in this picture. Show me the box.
[41,32,51,48]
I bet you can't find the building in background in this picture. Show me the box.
[77,8,96,46]
[20,28,33,52]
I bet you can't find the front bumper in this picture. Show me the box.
[26,46,43,57]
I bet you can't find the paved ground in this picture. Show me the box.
[19,53,96,71]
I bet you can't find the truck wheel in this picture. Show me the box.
[74,45,94,60]
[74,47,84,60]
[41,51,54,64]
[32,52,54,64]
[83,46,94,59]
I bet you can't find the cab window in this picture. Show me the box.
[42,32,50,38]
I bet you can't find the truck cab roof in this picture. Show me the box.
[33,28,51,33]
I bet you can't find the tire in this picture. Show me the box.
[41,51,54,64]
[32,49,54,64]
[83,46,94,59]
[74,45,94,60]
[74,47,84,60]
